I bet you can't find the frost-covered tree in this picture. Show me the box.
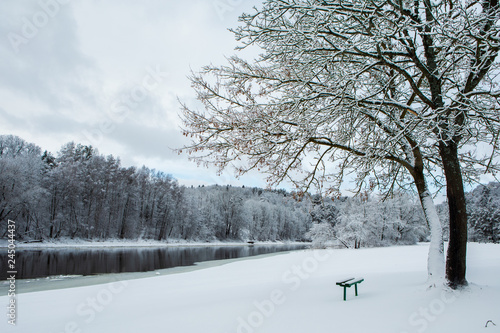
[467,182,500,243]
[334,194,376,249]
[384,193,428,244]
[306,222,336,249]
[180,0,500,288]
[310,195,339,226]
[0,135,47,239]
[307,192,426,249]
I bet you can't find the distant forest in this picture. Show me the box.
[1,135,498,246]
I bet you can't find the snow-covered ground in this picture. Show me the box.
[2,243,499,333]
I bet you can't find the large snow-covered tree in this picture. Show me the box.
[180,0,500,288]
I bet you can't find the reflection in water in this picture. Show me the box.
[0,244,307,280]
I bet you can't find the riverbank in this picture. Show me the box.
[0,238,308,249]
[1,243,499,333]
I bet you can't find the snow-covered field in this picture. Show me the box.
[2,243,499,333]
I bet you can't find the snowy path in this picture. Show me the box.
[2,243,499,333]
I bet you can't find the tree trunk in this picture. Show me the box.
[418,188,445,284]
[119,195,130,239]
[412,147,445,284]
[439,141,468,288]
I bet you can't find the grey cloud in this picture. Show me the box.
[0,107,86,138]
[109,121,186,160]
[0,0,265,187]
[0,0,99,112]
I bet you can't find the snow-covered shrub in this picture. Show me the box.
[305,222,336,249]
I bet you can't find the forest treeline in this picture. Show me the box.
[0,135,498,246]
[0,135,310,241]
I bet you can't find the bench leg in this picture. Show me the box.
[355,284,358,297]
[343,286,347,301]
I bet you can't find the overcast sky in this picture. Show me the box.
[0,0,270,187]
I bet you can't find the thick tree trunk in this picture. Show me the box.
[439,141,468,288]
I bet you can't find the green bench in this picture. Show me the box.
[336,277,364,301]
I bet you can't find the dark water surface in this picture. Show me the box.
[0,244,308,280]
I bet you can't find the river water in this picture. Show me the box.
[0,244,308,280]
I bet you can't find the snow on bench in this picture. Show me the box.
[336,277,364,301]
